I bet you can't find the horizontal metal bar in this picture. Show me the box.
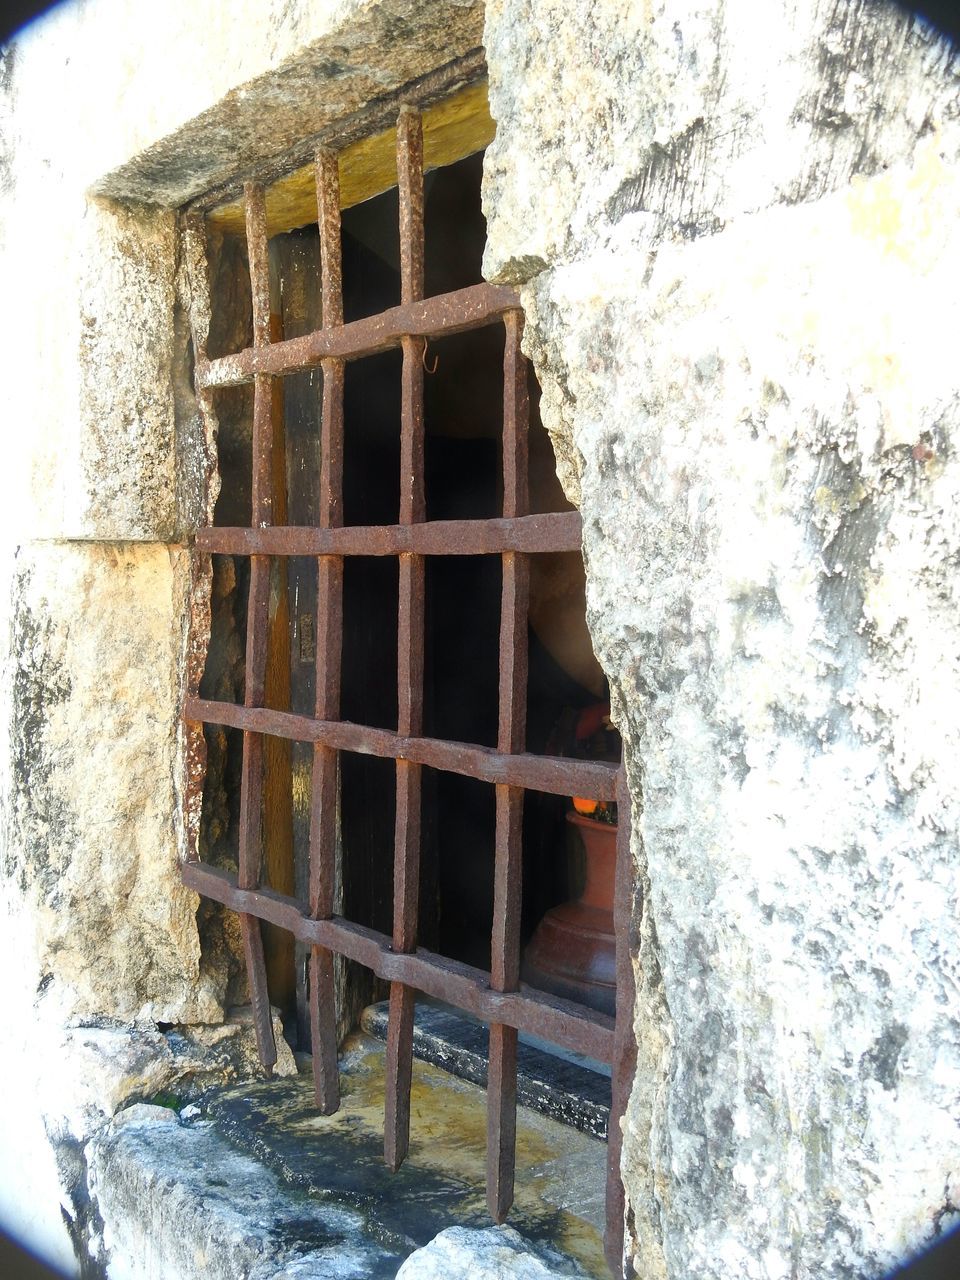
[182,860,615,1062]
[197,512,581,557]
[184,696,619,800]
[198,283,521,388]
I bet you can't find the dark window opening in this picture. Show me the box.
[186,102,634,1275]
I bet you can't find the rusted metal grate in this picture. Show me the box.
[182,107,636,1276]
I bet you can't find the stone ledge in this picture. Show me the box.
[360,1000,610,1139]
[89,1103,397,1279]
[398,1226,581,1279]
[86,1034,604,1278]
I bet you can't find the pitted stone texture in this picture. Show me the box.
[76,201,182,540]
[483,3,960,1278]
[552,176,960,1280]
[396,1226,585,1279]
[4,541,221,1025]
[1,189,182,541]
[0,1010,294,1276]
[49,1014,296,1133]
[88,1105,392,1280]
[482,0,960,285]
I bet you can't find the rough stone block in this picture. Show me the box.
[396,1225,583,1279]
[0,1012,295,1276]
[3,540,216,1025]
[482,4,960,1276]
[482,0,960,283]
[88,1105,391,1279]
[1,193,182,541]
[518,160,960,1279]
[1,1,487,544]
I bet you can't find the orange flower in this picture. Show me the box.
[572,796,601,816]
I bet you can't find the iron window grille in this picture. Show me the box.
[182,104,636,1276]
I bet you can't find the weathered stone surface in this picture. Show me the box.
[0,1,484,544]
[3,540,220,1025]
[202,1033,607,1266]
[7,0,483,209]
[484,0,960,287]
[49,1013,296,1129]
[0,1010,294,1276]
[0,185,184,542]
[111,1103,181,1130]
[86,1036,599,1278]
[396,1226,582,1279]
[483,3,960,1278]
[88,1104,393,1279]
[75,202,182,541]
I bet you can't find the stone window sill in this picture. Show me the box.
[88,1032,605,1278]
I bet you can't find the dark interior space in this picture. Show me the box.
[198,146,607,1045]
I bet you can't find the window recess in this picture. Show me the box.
[183,92,636,1277]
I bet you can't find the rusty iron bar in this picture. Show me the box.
[246,181,272,353]
[605,768,637,1278]
[181,214,214,869]
[197,511,582,558]
[183,860,617,1062]
[185,128,636,1276]
[487,308,531,1223]
[385,106,427,1175]
[197,283,520,387]
[182,547,211,867]
[500,312,529,527]
[186,696,619,800]
[237,182,278,1073]
[307,147,346,1116]
[398,106,425,310]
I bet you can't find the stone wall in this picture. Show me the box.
[0,0,485,1271]
[483,1,960,1277]
[1,0,958,1276]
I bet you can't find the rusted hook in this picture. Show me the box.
[422,340,439,375]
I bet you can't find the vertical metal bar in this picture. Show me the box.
[397,106,425,310]
[500,312,529,526]
[238,183,278,1072]
[262,310,296,1032]
[605,767,637,1278]
[487,309,530,1222]
[308,149,346,1114]
[384,106,426,1174]
[182,213,214,870]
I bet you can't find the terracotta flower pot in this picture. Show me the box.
[521,810,617,1018]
